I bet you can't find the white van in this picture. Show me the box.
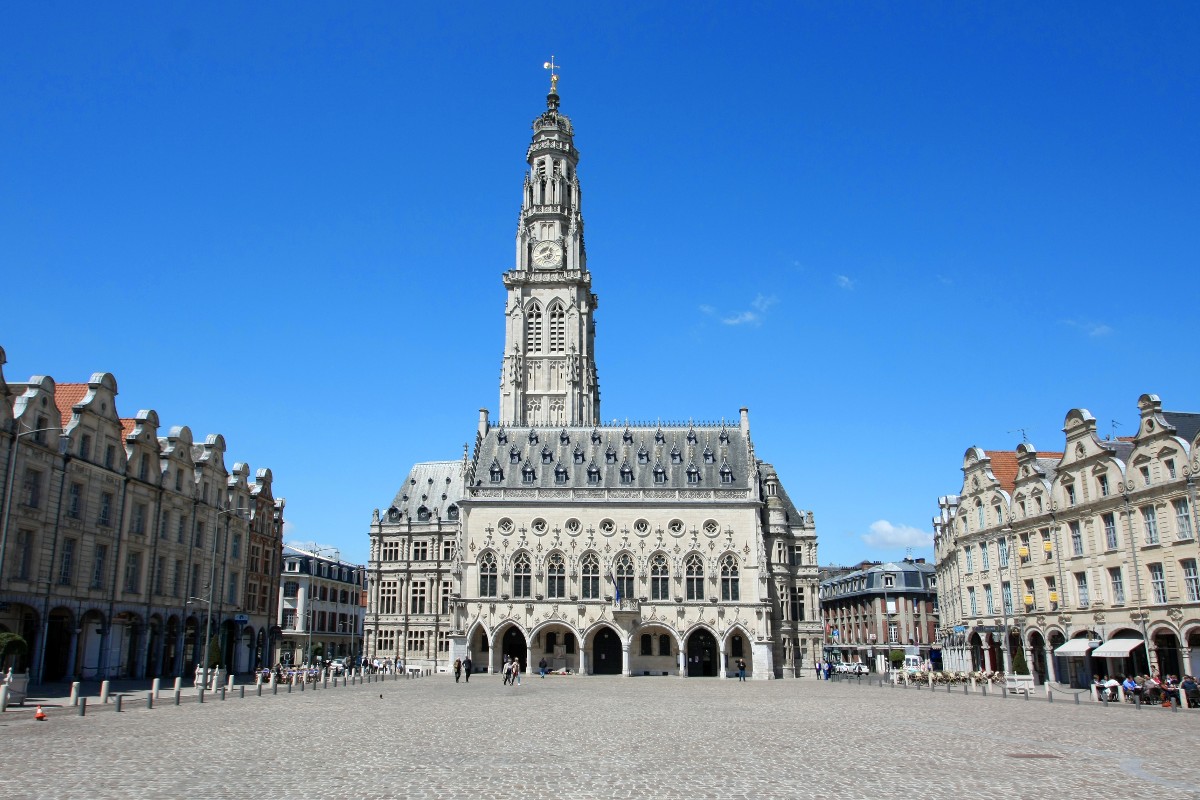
[903,655,923,674]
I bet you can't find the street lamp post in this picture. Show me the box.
[191,507,247,688]
[187,596,213,688]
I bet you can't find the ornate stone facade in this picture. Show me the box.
[0,348,284,682]
[366,81,822,678]
[934,394,1200,687]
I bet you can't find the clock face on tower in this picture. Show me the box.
[532,241,563,269]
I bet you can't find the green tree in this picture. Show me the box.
[1011,643,1029,675]
[206,636,222,669]
[888,648,905,668]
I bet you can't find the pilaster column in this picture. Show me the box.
[621,644,630,676]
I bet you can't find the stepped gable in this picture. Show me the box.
[471,421,752,491]
[388,460,466,520]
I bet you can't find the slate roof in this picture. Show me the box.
[470,422,751,491]
[53,383,89,428]
[820,558,936,596]
[389,460,467,518]
[1165,411,1200,444]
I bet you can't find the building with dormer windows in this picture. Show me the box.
[366,76,822,679]
[934,394,1200,688]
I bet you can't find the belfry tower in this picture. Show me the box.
[498,65,600,427]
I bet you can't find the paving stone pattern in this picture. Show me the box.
[1,675,1198,799]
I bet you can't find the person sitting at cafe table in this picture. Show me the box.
[1180,675,1199,703]
[1103,675,1121,701]
[1122,674,1140,700]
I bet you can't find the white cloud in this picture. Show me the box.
[702,294,779,326]
[861,520,934,550]
[835,274,856,290]
[1061,319,1113,338]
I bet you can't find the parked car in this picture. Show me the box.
[327,658,347,675]
[847,663,869,675]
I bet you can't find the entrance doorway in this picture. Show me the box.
[501,627,527,672]
[592,626,622,674]
[686,629,718,676]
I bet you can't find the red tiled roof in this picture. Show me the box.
[984,450,1018,493]
[120,418,136,439]
[54,383,89,428]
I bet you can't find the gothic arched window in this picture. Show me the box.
[685,553,705,600]
[479,552,497,597]
[720,553,740,601]
[546,552,566,599]
[548,301,566,353]
[526,302,543,353]
[581,552,600,599]
[650,553,670,600]
[614,553,635,601]
[513,551,532,598]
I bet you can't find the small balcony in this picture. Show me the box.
[611,598,640,618]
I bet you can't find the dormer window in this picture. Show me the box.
[496,428,507,444]
[670,448,682,465]
[605,448,617,464]
[653,464,667,484]
[587,463,601,484]
[686,429,697,445]
[417,506,431,522]
[541,446,553,464]
[522,463,537,484]
[446,505,459,520]
[637,448,649,464]
[719,428,730,444]
[719,463,733,484]
[654,429,665,444]
[489,460,504,483]
[554,463,569,484]
[591,429,602,445]
[686,464,700,484]
[703,446,715,464]
[510,447,521,464]
[560,429,570,445]
[573,447,585,464]
[883,574,895,588]
[620,462,634,484]
[528,429,539,445]
[622,428,633,445]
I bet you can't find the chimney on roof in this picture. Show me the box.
[739,407,750,436]
[478,408,489,440]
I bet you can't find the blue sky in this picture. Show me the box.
[3,3,1197,568]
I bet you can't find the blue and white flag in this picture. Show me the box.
[609,569,620,603]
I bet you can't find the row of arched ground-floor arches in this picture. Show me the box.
[457,620,757,678]
[941,623,1200,689]
[0,600,274,682]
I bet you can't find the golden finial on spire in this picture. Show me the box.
[543,55,560,94]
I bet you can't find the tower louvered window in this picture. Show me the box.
[548,302,565,352]
[526,302,543,353]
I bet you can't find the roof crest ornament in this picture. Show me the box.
[543,55,560,95]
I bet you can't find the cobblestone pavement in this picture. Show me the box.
[1,675,1198,799]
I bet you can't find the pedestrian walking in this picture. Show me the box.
[463,656,472,683]
[511,657,521,686]
[503,655,512,685]
[539,657,548,678]
[737,658,746,681]
[454,658,462,683]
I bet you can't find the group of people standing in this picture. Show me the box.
[452,657,474,683]
[450,655,523,684]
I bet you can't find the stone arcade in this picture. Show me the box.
[366,75,821,678]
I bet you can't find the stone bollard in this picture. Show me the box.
[1074,692,1080,705]
[70,681,81,706]
[288,681,292,694]
[114,695,123,713]
[240,685,245,699]
[198,688,205,704]
[100,680,111,704]
[174,676,182,694]
[1047,687,1053,703]
[227,674,235,691]
[79,697,87,716]
[963,682,968,695]
[257,683,262,697]
[982,683,988,697]
[174,689,182,706]
[218,688,226,701]
[0,684,9,712]
[300,679,305,692]
[147,692,154,710]
[1002,686,1008,700]
[273,682,278,695]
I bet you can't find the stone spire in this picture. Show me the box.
[498,66,600,428]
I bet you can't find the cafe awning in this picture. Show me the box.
[1054,638,1095,656]
[1091,638,1145,658]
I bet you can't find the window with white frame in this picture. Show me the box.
[1075,572,1089,608]
[1002,581,1012,614]
[1070,521,1083,556]
[964,547,974,573]
[1108,567,1125,605]
[650,553,669,600]
[546,552,566,599]
[998,538,1009,567]
[984,585,994,614]
[1142,506,1159,545]
[1103,513,1118,550]
[1173,499,1192,539]
[720,554,739,601]
[1097,474,1109,497]
[512,552,532,598]
[968,587,978,615]
[1182,559,1200,603]
[1148,563,1167,604]
[980,543,990,571]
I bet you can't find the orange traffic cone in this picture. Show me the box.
[33,706,47,721]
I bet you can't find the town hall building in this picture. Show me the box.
[365,72,821,678]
